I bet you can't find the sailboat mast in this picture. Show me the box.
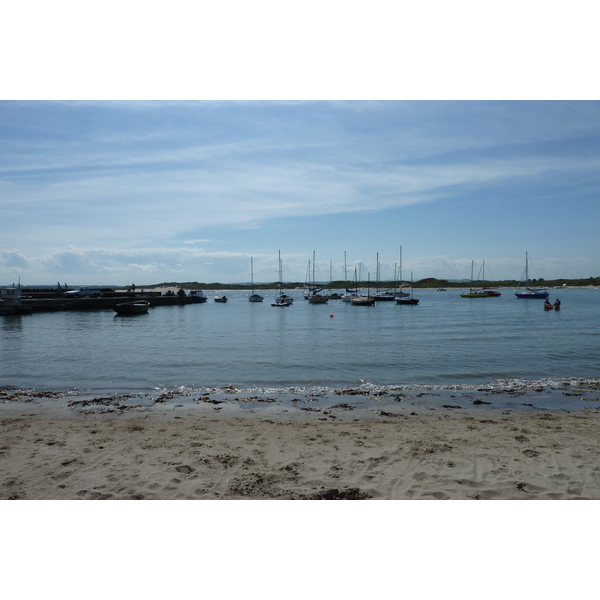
[344,251,347,281]
[470,260,474,291]
[278,250,282,290]
[399,246,403,287]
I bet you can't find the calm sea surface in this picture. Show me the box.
[1,288,599,394]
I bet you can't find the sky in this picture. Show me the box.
[2,100,599,286]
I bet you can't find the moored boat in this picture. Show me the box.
[113,300,150,315]
[190,290,207,303]
[307,293,328,304]
[351,295,375,306]
[275,293,294,303]
[395,297,419,305]
[341,288,358,302]
[515,252,549,299]
[351,274,375,305]
[460,261,488,298]
[214,295,228,303]
[396,271,419,305]
[0,286,32,315]
[271,299,292,307]
[306,252,328,304]
[394,247,410,298]
[342,266,361,302]
[274,251,294,305]
[248,257,264,302]
[373,290,397,301]
[373,253,400,301]
[481,262,501,296]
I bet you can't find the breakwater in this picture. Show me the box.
[15,293,192,313]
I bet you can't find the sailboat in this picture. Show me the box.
[373,253,396,301]
[248,257,264,302]
[323,260,342,299]
[396,271,419,305]
[514,252,549,299]
[460,261,488,298]
[351,273,375,306]
[341,252,358,302]
[482,261,501,296]
[306,252,328,304]
[395,246,410,298]
[272,251,293,306]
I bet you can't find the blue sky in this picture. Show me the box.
[2,100,600,286]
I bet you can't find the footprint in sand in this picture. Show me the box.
[175,465,195,474]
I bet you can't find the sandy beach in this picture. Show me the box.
[2,386,600,500]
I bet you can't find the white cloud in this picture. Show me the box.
[4,152,593,253]
[0,249,31,270]
[2,245,596,287]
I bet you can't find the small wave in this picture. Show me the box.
[151,377,600,397]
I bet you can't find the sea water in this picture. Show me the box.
[1,288,599,395]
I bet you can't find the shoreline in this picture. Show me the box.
[2,383,600,499]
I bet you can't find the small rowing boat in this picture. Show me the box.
[113,300,150,315]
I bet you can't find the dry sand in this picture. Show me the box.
[2,392,600,500]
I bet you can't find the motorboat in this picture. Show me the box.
[190,290,207,303]
[271,299,292,307]
[373,290,398,301]
[275,293,294,304]
[214,295,228,303]
[307,293,328,304]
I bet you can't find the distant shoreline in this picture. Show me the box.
[145,283,599,292]
[4,281,598,292]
